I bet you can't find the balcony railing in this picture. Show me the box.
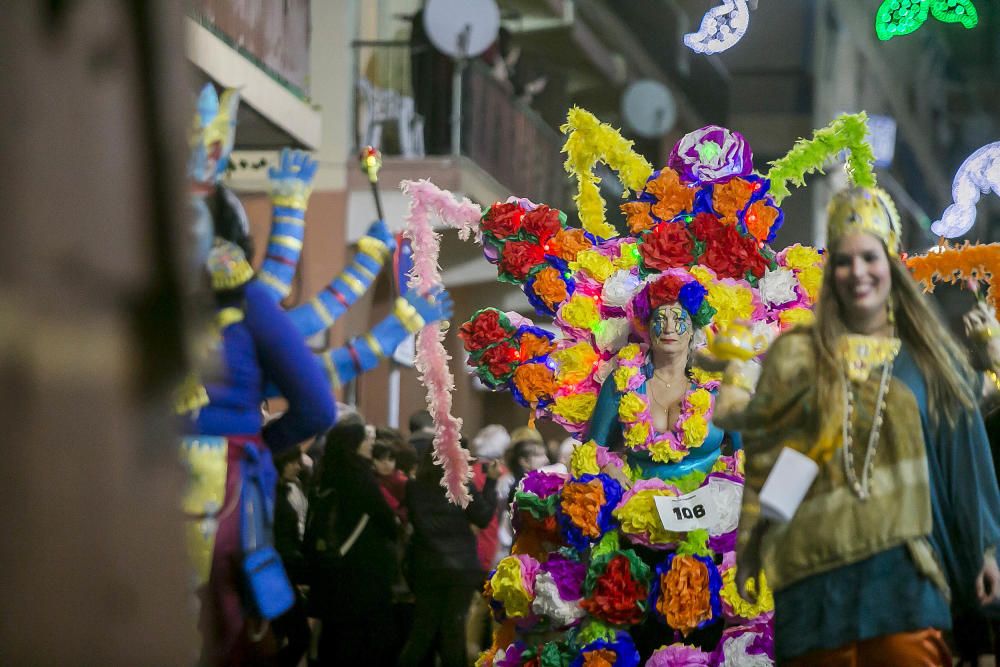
[353,41,572,211]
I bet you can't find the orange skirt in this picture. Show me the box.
[781,628,951,667]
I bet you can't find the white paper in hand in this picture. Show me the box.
[758,447,819,523]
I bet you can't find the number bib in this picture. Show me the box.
[654,476,743,534]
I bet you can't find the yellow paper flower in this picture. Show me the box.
[779,307,815,328]
[797,265,823,301]
[649,439,685,463]
[614,490,681,545]
[552,393,598,423]
[490,557,533,618]
[689,265,717,288]
[618,392,648,423]
[573,250,615,282]
[624,422,650,449]
[613,243,641,269]
[687,388,712,413]
[618,343,642,361]
[553,342,600,385]
[570,440,602,477]
[681,415,708,448]
[614,365,639,392]
[560,294,601,331]
[706,282,755,328]
[721,567,774,618]
[784,245,823,271]
[689,367,724,385]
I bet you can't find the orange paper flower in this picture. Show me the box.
[532,267,570,310]
[645,169,696,221]
[712,177,755,226]
[582,650,617,667]
[745,200,779,241]
[519,331,554,360]
[548,228,593,262]
[660,556,713,636]
[560,479,606,538]
[621,201,655,233]
[513,363,558,404]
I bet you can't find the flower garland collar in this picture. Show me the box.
[613,343,717,463]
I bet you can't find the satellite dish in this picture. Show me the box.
[621,80,677,139]
[423,0,501,59]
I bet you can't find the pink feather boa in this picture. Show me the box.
[401,179,482,506]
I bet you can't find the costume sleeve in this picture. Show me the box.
[314,296,426,389]
[256,202,308,303]
[286,224,394,337]
[927,404,1000,609]
[586,374,624,450]
[244,281,337,453]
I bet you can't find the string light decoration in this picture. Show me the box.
[875,0,978,41]
[683,0,751,55]
[931,141,1000,238]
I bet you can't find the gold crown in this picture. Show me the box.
[826,187,902,257]
[207,239,254,291]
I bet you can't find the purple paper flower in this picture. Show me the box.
[668,125,753,185]
[520,470,567,499]
[645,643,713,667]
[539,553,587,601]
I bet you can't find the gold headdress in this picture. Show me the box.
[207,239,254,291]
[826,186,902,257]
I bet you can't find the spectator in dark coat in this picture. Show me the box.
[399,446,500,667]
[305,420,399,667]
[271,448,310,667]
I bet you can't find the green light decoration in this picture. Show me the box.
[875,0,978,41]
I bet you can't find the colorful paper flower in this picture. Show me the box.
[528,266,573,314]
[522,204,563,241]
[650,553,722,636]
[570,632,641,667]
[558,474,623,550]
[594,317,630,353]
[580,550,650,627]
[744,200,779,242]
[613,479,683,548]
[513,362,558,406]
[500,240,547,282]
[548,228,593,262]
[711,622,775,667]
[482,201,524,239]
[518,328,555,360]
[638,222,694,272]
[460,308,514,353]
[644,168,696,221]
[621,201,655,234]
[602,270,644,308]
[668,125,753,185]
[712,177,755,226]
[645,643,713,667]
[757,267,799,308]
[489,554,541,620]
[559,294,601,331]
[551,392,598,427]
[575,249,616,283]
[552,342,600,385]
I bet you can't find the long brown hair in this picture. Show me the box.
[811,236,976,440]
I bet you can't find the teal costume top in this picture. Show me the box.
[587,362,741,480]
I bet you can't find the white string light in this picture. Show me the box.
[683,0,751,55]
[931,141,1000,238]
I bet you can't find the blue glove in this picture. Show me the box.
[405,287,453,325]
[366,219,397,253]
[268,148,318,190]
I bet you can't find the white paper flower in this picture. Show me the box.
[716,631,773,667]
[595,317,630,352]
[602,270,643,308]
[757,268,798,308]
[531,571,585,627]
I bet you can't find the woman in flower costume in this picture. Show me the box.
[457,117,829,666]
[713,187,1000,664]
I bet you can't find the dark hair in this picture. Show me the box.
[504,440,544,479]
[408,409,433,434]
[318,421,367,488]
[375,426,404,448]
[394,441,419,476]
[416,444,442,483]
[372,442,396,461]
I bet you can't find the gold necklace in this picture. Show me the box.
[841,358,893,500]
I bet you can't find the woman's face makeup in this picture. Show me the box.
[651,304,693,354]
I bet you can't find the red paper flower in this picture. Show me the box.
[648,274,689,309]
[522,205,562,241]
[482,202,524,239]
[689,211,725,242]
[692,212,769,280]
[500,241,546,282]
[638,223,694,272]
[459,309,511,353]
[580,554,648,626]
[479,342,518,379]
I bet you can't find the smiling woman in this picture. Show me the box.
[714,186,1000,665]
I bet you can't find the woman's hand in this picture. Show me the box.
[735,522,767,601]
[963,301,1000,372]
[976,554,1000,605]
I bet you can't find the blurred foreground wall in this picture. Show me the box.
[0,3,195,663]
